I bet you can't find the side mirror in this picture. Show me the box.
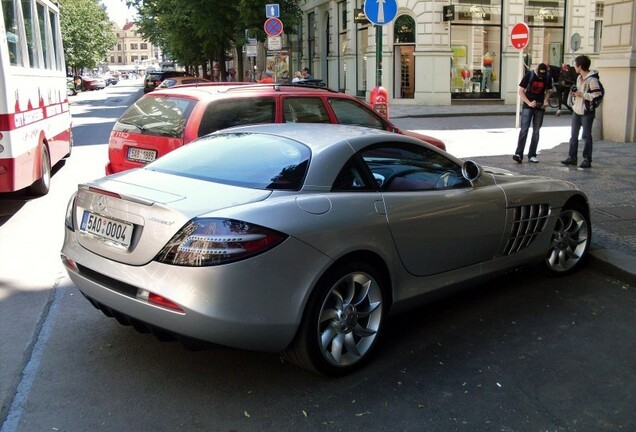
[461,160,482,182]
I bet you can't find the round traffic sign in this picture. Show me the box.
[364,0,398,25]
[510,22,529,50]
[264,17,283,37]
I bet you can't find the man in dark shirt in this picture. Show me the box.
[301,67,314,80]
[513,63,552,164]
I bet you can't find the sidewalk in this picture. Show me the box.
[392,103,636,285]
[391,103,518,119]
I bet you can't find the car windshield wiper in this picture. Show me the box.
[117,119,150,132]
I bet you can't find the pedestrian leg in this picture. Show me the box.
[568,114,582,160]
[580,113,595,162]
[528,109,544,159]
[515,107,532,160]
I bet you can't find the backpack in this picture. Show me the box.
[584,73,605,112]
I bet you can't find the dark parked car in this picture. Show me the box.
[143,70,190,93]
[103,74,119,86]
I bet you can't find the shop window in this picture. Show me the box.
[524,0,564,27]
[394,15,415,44]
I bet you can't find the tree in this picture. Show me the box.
[126,0,302,80]
[59,0,117,72]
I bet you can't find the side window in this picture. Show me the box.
[329,98,386,129]
[198,97,276,136]
[359,143,469,191]
[21,0,36,67]
[332,158,373,191]
[282,97,330,123]
[3,0,19,65]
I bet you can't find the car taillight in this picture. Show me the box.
[65,192,77,230]
[155,218,287,267]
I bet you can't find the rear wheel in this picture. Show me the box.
[28,145,51,196]
[548,92,560,108]
[282,261,386,376]
[544,202,591,274]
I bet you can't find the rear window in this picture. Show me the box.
[147,132,310,190]
[161,79,177,87]
[113,96,196,138]
[198,97,276,136]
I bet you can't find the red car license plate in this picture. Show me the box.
[127,147,157,163]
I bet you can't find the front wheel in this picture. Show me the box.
[544,202,591,275]
[282,261,386,376]
[548,92,560,108]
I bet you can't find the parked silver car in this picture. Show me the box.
[61,124,591,376]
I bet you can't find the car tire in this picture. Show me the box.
[543,201,591,275]
[282,260,386,376]
[28,144,51,196]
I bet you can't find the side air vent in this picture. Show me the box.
[504,204,551,255]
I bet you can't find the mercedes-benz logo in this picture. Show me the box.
[97,195,107,212]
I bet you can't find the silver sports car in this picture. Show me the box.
[61,124,591,376]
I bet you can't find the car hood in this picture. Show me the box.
[398,129,446,150]
[74,169,272,265]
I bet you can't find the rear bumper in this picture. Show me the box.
[61,228,332,352]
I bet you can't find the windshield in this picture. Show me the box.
[147,132,311,191]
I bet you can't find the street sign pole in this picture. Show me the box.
[364,0,398,88]
[510,22,530,128]
[376,26,382,86]
[516,49,523,128]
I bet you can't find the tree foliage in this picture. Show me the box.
[59,0,117,71]
[126,0,302,78]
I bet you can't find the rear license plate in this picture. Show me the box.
[80,211,133,249]
[127,147,157,163]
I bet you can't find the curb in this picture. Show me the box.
[589,249,636,286]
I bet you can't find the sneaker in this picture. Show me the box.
[512,154,522,163]
[561,157,577,166]
[556,110,561,116]
[529,157,539,163]
[580,160,592,168]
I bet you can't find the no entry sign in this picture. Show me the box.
[264,17,283,37]
[510,22,529,50]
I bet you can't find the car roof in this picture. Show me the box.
[215,123,420,153]
[148,83,342,100]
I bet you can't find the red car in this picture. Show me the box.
[106,83,446,174]
[81,76,106,91]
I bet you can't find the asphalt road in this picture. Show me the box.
[1,82,634,432]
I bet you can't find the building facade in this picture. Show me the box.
[291,0,636,142]
[106,22,159,73]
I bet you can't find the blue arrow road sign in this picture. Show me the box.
[266,4,280,18]
[364,0,397,25]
